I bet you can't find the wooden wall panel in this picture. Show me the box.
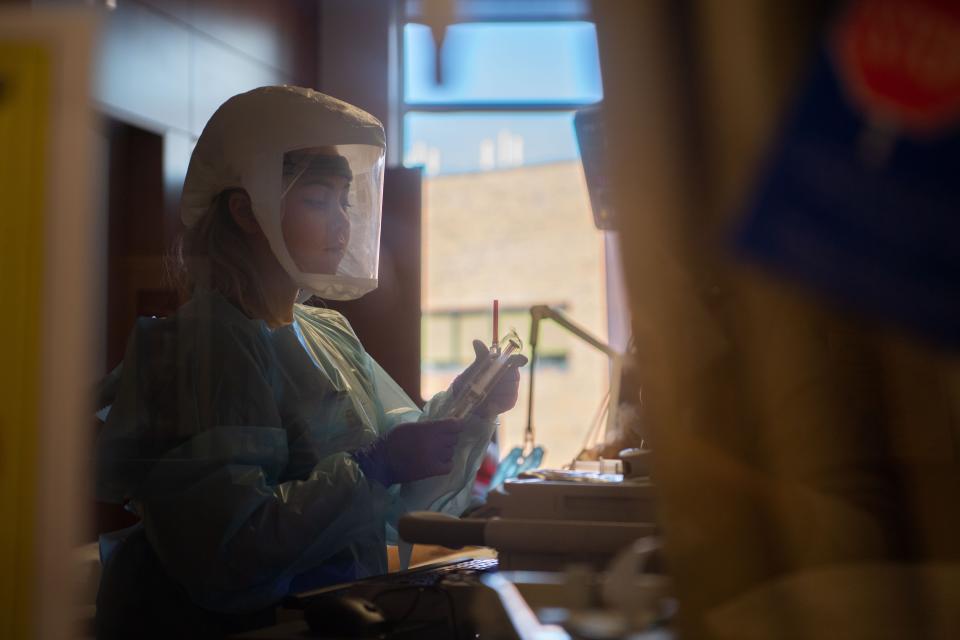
[135,0,317,85]
[104,121,164,369]
[95,0,191,132]
[85,0,319,135]
[137,0,192,25]
[190,33,288,135]
[319,0,392,130]
[189,0,316,82]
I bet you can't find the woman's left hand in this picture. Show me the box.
[453,340,528,419]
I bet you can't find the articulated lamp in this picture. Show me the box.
[526,305,625,469]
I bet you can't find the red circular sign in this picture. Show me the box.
[834,0,960,132]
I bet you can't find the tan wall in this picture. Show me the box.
[421,161,610,466]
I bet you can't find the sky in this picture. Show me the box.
[402,21,603,175]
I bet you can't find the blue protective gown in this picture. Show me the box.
[95,289,495,615]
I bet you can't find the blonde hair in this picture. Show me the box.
[168,189,280,324]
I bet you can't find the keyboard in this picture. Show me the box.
[383,557,498,587]
[285,556,498,607]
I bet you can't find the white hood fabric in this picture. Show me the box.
[181,86,386,301]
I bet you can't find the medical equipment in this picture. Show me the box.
[439,329,524,420]
[399,480,656,571]
[488,304,630,491]
[488,445,545,491]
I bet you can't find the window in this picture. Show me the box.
[400,6,608,466]
[404,22,602,105]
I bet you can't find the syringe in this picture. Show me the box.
[492,299,500,354]
[442,330,523,420]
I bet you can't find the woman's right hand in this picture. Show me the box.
[355,419,465,486]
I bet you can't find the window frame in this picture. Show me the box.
[394,1,604,378]
[393,4,603,162]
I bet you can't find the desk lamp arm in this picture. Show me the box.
[529,305,618,358]
[526,305,622,456]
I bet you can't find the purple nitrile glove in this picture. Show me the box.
[353,419,466,487]
[451,340,528,419]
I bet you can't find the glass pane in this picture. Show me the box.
[404,111,581,176]
[405,0,592,22]
[414,110,609,467]
[422,312,456,368]
[460,312,491,360]
[500,309,529,339]
[404,21,603,104]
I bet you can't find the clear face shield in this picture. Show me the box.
[181,86,387,301]
[275,145,385,300]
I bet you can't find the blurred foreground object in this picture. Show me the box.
[736,0,960,348]
[0,8,97,640]
[593,0,960,638]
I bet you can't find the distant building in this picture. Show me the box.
[421,160,610,466]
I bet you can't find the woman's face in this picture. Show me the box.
[281,174,351,274]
